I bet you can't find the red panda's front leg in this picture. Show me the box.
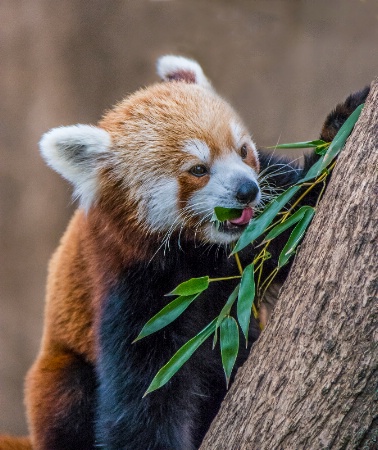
[25,348,96,450]
[94,271,226,450]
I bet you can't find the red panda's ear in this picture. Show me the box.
[156,55,212,90]
[39,125,111,210]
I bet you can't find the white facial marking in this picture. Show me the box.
[214,151,259,183]
[230,120,244,148]
[187,152,261,244]
[144,177,179,232]
[39,125,111,210]
[230,119,259,162]
[182,139,211,164]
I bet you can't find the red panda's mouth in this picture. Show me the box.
[219,207,254,233]
[228,207,254,225]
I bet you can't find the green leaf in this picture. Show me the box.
[220,317,239,387]
[298,104,364,184]
[263,206,313,242]
[133,293,200,342]
[269,139,327,149]
[144,318,217,395]
[213,207,242,222]
[237,263,255,342]
[213,284,240,348]
[319,103,364,171]
[315,145,329,156]
[167,276,209,296]
[232,185,300,253]
[278,208,315,267]
[296,157,325,184]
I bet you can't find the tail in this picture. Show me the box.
[0,436,32,450]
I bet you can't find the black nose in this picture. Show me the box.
[236,180,259,204]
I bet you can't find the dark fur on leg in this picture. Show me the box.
[320,86,370,142]
[26,352,96,450]
[95,252,256,450]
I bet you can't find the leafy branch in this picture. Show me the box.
[136,104,363,396]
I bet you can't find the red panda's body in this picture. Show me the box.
[26,59,265,450]
[0,56,369,450]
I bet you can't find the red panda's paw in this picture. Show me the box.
[320,86,370,142]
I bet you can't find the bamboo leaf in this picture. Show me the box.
[296,157,325,184]
[144,318,217,395]
[315,145,329,156]
[167,276,209,296]
[319,103,364,171]
[232,185,300,253]
[237,263,255,342]
[133,293,200,342]
[263,206,313,242]
[278,208,315,267]
[213,284,240,348]
[298,104,364,183]
[213,207,242,222]
[220,316,239,387]
[269,140,326,149]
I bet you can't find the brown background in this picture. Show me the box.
[0,0,377,435]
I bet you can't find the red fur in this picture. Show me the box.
[0,436,32,450]
[2,68,260,449]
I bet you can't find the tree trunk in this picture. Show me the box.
[200,78,378,450]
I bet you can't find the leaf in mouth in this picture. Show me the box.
[212,207,242,222]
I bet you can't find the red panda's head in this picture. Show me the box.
[40,56,261,245]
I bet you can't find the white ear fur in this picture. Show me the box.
[156,55,212,89]
[39,125,111,210]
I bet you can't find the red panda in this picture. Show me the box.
[0,55,369,450]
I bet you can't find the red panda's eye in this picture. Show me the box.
[189,165,208,177]
[240,144,248,159]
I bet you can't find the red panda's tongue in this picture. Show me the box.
[228,207,254,225]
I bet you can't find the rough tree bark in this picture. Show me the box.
[201,79,378,450]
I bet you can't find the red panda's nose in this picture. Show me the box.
[236,180,259,204]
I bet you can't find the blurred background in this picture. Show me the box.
[0,0,377,435]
